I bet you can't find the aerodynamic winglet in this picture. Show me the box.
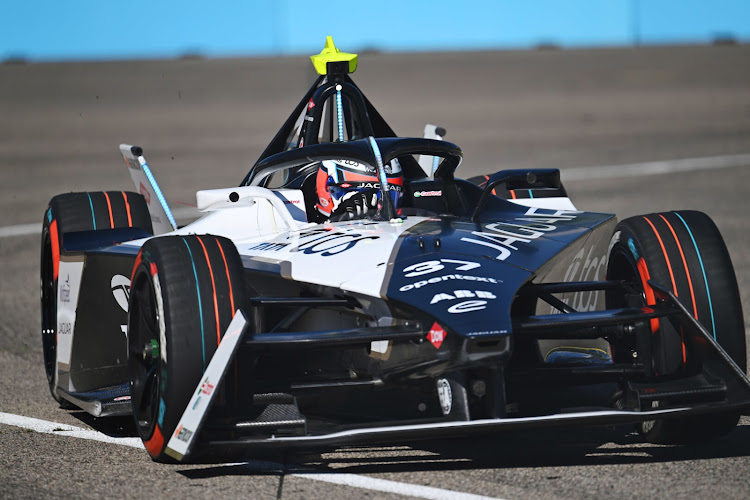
[164,311,249,462]
[119,144,177,234]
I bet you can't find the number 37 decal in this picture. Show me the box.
[403,259,481,278]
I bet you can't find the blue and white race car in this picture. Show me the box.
[41,38,750,462]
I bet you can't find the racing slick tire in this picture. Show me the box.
[606,211,746,444]
[127,235,248,461]
[41,191,152,406]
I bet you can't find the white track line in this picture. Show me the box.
[3,153,748,239]
[0,223,41,238]
[0,206,200,238]
[561,153,750,181]
[0,411,143,448]
[293,472,500,500]
[0,411,503,500]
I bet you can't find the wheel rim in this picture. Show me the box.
[40,230,57,386]
[128,268,162,438]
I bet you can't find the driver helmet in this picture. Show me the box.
[315,158,403,218]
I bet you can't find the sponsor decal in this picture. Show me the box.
[175,425,194,443]
[430,289,497,314]
[197,377,214,397]
[556,246,608,313]
[427,322,446,349]
[334,158,371,171]
[399,274,499,292]
[124,157,141,172]
[447,301,489,314]
[60,275,71,303]
[139,182,151,205]
[461,207,580,261]
[249,242,290,252]
[430,290,497,304]
[334,181,403,192]
[111,275,131,337]
[111,275,131,312]
[56,260,84,365]
[403,259,481,278]
[436,378,452,415]
[288,227,379,257]
[413,190,442,198]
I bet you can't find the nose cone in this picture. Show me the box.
[385,243,532,338]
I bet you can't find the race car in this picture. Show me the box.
[41,37,750,462]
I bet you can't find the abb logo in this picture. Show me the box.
[431,289,497,314]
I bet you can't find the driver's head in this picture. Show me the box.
[315,159,403,219]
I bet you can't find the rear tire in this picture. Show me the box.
[127,235,248,461]
[41,191,151,406]
[606,211,746,444]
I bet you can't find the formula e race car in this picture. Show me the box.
[41,38,750,462]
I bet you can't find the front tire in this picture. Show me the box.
[127,235,248,461]
[606,211,746,444]
[41,191,151,405]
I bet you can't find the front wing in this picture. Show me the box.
[165,283,750,462]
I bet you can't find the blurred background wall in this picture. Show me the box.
[3,0,749,61]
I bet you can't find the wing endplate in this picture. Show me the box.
[164,310,249,461]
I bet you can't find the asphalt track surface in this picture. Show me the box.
[1,44,750,499]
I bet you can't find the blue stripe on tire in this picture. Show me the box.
[181,237,206,369]
[86,193,96,230]
[674,212,716,339]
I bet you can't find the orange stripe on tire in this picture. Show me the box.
[215,240,235,317]
[122,192,133,227]
[642,216,677,295]
[196,236,221,346]
[130,251,143,283]
[658,214,698,319]
[50,220,60,280]
[103,192,115,228]
[215,239,239,405]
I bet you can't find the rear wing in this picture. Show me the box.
[119,145,177,234]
